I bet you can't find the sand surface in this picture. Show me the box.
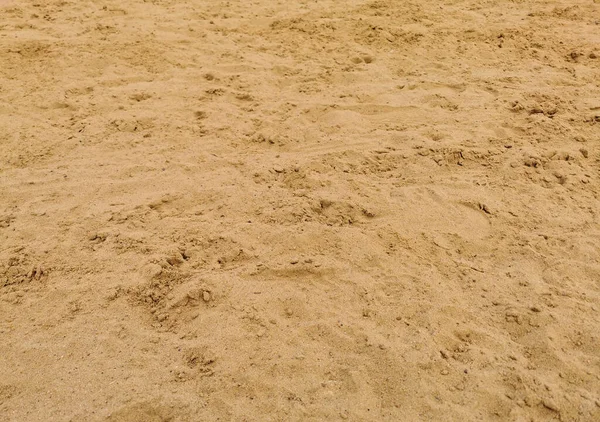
[1,0,600,420]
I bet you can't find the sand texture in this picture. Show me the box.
[1,0,600,420]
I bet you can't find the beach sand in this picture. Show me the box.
[1,0,599,420]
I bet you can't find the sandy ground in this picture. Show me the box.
[1,0,599,420]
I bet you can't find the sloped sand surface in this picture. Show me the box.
[1,0,599,420]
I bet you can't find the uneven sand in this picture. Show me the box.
[1,0,600,421]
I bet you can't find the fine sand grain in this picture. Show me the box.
[1,0,599,421]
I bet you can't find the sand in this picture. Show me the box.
[1,0,599,420]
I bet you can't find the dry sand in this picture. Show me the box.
[1,0,600,420]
